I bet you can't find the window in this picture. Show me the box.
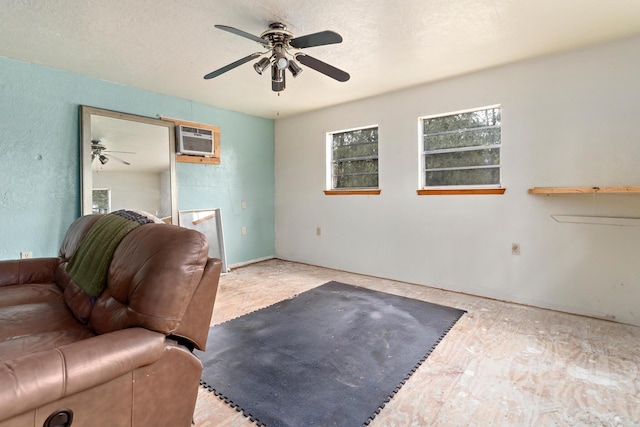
[92,188,111,214]
[327,126,379,191]
[420,106,502,191]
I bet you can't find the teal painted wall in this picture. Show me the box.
[0,56,275,264]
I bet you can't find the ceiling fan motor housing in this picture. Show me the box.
[260,22,293,45]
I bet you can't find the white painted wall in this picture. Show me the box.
[159,169,171,219]
[92,171,163,216]
[275,36,640,326]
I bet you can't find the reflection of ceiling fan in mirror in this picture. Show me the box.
[91,140,134,165]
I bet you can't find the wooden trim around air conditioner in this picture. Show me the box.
[161,117,221,165]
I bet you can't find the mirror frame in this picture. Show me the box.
[80,105,179,223]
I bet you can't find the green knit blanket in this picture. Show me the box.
[67,210,154,297]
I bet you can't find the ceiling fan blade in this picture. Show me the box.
[215,25,269,45]
[290,31,343,49]
[295,54,350,82]
[107,154,131,166]
[204,53,262,79]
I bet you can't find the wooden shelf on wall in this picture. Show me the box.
[528,186,640,195]
[161,116,221,165]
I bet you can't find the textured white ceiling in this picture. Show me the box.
[1,0,639,119]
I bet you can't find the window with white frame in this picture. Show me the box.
[328,126,379,189]
[420,106,501,188]
[92,188,111,214]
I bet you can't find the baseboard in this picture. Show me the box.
[270,257,634,327]
[228,256,276,270]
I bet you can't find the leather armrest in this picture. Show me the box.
[0,258,60,287]
[0,328,166,421]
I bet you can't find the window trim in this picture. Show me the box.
[324,189,382,196]
[326,124,380,192]
[417,188,505,196]
[418,104,504,194]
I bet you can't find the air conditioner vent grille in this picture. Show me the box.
[177,125,215,157]
[181,126,213,136]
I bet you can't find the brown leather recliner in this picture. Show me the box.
[0,214,222,426]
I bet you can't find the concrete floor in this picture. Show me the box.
[193,259,640,426]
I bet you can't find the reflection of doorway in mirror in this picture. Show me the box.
[179,209,228,274]
[92,188,111,214]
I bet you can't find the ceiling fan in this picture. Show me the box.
[91,140,134,166]
[203,22,350,92]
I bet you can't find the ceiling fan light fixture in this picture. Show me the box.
[253,57,270,75]
[287,60,302,77]
[275,55,289,70]
[272,44,289,71]
[99,154,109,165]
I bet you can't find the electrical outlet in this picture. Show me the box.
[20,251,33,259]
[241,201,247,209]
[511,243,521,255]
[241,227,247,236]
[316,227,321,236]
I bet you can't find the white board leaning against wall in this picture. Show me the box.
[179,209,228,274]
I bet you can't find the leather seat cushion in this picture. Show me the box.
[0,290,95,363]
[0,283,63,308]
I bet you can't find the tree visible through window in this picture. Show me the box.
[329,126,378,189]
[421,106,501,188]
[92,188,111,214]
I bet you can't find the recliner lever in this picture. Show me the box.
[43,409,73,427]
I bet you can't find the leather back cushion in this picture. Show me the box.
[88,223,209,335]
[59,215,103,262]
[57,215,104,323]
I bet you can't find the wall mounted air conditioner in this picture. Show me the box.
[176,125,214,157]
